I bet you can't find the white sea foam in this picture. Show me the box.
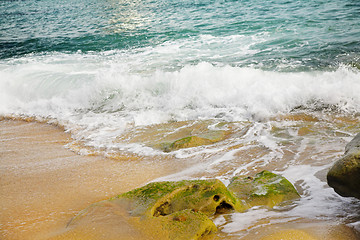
[1,52,360,234]
[0,52,360,152]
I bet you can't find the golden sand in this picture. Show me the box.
[0,120,183,240]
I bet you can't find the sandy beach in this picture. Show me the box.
[1,119,359,240]
[2,0,360,238]
[0,119,189,240]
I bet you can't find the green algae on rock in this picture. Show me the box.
[113,179,241,217]
[114,120,233,153]
[327,132,360,200]
[161,130,228,152]
[67,179,238,239]
[65,202,217,240]
[228,170,300,209]
[66,173,298,239]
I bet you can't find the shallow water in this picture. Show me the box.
[1,114,360,239]
[1,0,360,238]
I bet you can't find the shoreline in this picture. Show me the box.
[0,119,184,240]
[1,119,359,240]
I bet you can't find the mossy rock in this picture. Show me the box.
[112,179,244,217]
[147,209,217,240]
[67,180,235,240]
[66,174,298,239]
[161,130,227,152]
[116,120,232,153]
[228,170,300,208]
[65,203,216,240]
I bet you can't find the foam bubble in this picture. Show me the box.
[1,53,360,152]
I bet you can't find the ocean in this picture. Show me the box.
[1,0,360,238]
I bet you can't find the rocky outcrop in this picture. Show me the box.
[228,170,300,209]
[67,172,299,239]
[68,179,239,239]
[327,133,360,199]
[112,179,242,217]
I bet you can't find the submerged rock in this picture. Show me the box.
[228,170,300,208]
[115,120,236,153]
[161,130,227,152]
[327,133,360,199]
[260,229,317,240]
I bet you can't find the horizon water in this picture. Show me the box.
[1,0,360,238]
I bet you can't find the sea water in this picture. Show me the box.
[1,0,360,238]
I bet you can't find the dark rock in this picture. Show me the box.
[327,133,360,199]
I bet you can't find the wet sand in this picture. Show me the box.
[1,119,359,240]
[0,119,184,240]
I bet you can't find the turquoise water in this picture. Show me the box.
[1,1,360,238]
[1,0,360,122]
[1,0,360,70]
